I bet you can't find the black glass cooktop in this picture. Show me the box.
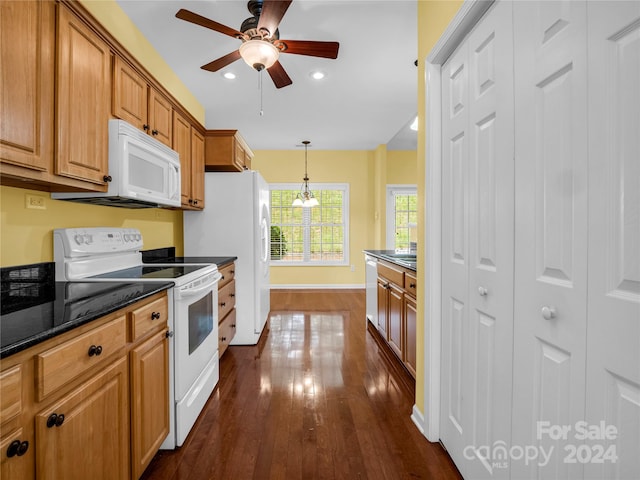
[91,264,206,280]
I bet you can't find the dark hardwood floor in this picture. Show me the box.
[141,289,462,480]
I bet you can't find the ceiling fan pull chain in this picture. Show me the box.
[259,70,264,116]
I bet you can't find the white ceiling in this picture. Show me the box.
[116,0,418,151]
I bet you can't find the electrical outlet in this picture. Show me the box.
[350,264,355,272]
[26,194,46,210]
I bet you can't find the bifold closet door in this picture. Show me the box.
[512,1,589,479]
[585,2,640,479]
[440,2,514,478]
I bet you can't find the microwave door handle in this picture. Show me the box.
[171,165,179,200]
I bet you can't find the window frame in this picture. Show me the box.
[386,184,418,251]
[269,182,350,266]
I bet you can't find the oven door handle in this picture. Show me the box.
[177,272,222,298]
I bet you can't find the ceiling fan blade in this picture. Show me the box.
[257,0,292,38]
[201,50,242,72]
[176,9,243,39]
[267,61,293,89]
[276,40,339,59]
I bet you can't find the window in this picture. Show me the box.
[386,185,417,252]
[270,183,349,265]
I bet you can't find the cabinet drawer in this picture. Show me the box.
[377,261,404,287]
[0,365,22,425]
[35,316,127,401]
[129,294,169,341]
[219,309,236,358]
[405,271,417,298]
[218,280,236,320]
[218,262,235,288]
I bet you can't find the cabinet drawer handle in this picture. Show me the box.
[151,311,161,320]
[6,440,29,458]
[220,302,226,307]
[221,336,227,342]
[46,413,65,428]
[230,293,235,298]
[409,282,416,288]
[231,323,236,328]
[103,175,112,183]
[230,270,235,274]
[88,345,103,357]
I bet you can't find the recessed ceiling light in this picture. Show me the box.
[223,72,236,80]
[310,71,326,80]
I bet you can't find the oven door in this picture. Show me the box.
[173,270,222,402]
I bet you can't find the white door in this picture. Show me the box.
[585,2,640,479]
[440,2,514,478]
[512,2,589,479]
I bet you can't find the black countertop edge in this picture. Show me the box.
[0,281,173,359]
[141,251,237,268]
[363,250,417,272]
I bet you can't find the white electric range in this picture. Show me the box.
[53,227,221,448]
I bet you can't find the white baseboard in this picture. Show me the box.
[411,404,427,437]
[270,284,365,290]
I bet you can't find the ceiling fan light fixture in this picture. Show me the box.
[239,39,279,71]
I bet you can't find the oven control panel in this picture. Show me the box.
[54,227,143,257]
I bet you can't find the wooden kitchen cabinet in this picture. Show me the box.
[113,55,173,147]
[204,130,253,172]
[0,290,170,480]
[174,110,205,209]
[403,292,417,378]
[190,128,205,208]
[130,329,169,479]
[387,283,404,359]
[55,2,111,186]
[34,356,130,480]
[218,262,237,357]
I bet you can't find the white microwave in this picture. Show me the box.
[53,119,181,208]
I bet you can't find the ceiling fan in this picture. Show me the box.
[176,0,340,89]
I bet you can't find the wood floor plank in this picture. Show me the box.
[141,289,461,480]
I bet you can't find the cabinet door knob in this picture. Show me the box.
[230,293,235,298]
[221,337,227,342]
[46,413,58,428]
[188,199,193,204]
[231,323,236,328]
[6,440,20,458]
[165,330,174,338]
[151,311,161,320]
[143,124,150,131]
[88,345,97,357]
[55,414,65,427]
[478,286,488,296]
[409,282,416,288]
[541,306,557,320]
[220,302,226,307]
[151,129,158,136]
[16,441,29,456]
[103,175,112,183]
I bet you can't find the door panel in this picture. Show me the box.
[512,1,588,479]
[585,2,640,478]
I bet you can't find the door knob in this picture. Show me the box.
[478,286,488,296]
[541,306,557,320]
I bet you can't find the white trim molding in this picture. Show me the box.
[422,0,495,443]
[270,284,365,290]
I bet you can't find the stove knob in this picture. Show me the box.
[123,234,129,242]
[135,234,141,241]
[74,234,84,245]
[84,234,93,244]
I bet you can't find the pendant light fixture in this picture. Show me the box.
[292,141,318,207]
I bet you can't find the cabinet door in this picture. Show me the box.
[55,3,110,185]
[173,110,192,208]
[403,294,417,378]
[35,356,129,480]
[0,0,54,172]
[387,283,403,359]
[376,278,388,339]
[190,128,205,208]
[148,89,172,147]
[130,330,169,480]
[112,55,148,131]
[1,427,33,480]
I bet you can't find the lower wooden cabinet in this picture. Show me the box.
[130,330,169,479]
[35,356,130,480]
[403,293,417,377]
[387,283,404,359]
[217,262,236,357]
[0,290,170,480]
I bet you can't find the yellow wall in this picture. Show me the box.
[0,187,181,266]
[0,0,204,267]
[387,150,417,185]
[415,0,463,413]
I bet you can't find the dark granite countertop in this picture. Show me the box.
[363,250,417,272]
[142,247,236,268]
[0,263,173,358]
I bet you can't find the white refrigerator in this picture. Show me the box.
[184,170,270,345]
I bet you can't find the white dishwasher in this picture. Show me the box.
[365,254,378,325]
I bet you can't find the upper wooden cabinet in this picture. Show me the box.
[173,111,204,209]
[113,56,173,148]
[55,2,111,186]
[204,130,253,172]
